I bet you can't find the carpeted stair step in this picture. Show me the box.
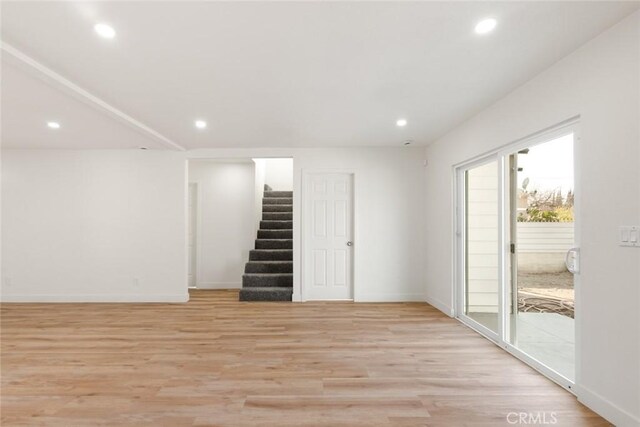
[263,204,292,212]
[263,197,292,205]
[239,287,293,302]
[260,220,293,229]
[258,229,292,239]
[255,239,293,249]
[264,191,293,198]
[243,273,293,287]
[245,261,293,273]
[262,212,292,220]
[241,189,295,302]
[249,249,293,261]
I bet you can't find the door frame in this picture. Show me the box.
[453,117,581,392]
[301,169,358,302]
[187,182,202,289]
[454,155,505,343]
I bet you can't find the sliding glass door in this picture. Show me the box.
[463,159,501,336]
[507,134,576,382]
[456,123,578,388]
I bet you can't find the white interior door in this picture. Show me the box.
[304,173,353,300]
[188,183,197,288]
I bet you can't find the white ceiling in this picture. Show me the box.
[1,60,169,150]
[2,1,639,150]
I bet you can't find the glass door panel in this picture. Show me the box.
[464,160,500,334]
[508,133,576,381]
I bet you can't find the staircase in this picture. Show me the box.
[239,190,293,301]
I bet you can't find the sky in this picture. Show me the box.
[517,133,574,196]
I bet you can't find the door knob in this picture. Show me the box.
[346,241,353,246]
[565,247,580,274]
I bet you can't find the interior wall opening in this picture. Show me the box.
[186,158,294,301]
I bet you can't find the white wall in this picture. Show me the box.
[424,12,640,425]
[1,149,187,302]
[253,159,267,232]
[188,160,255,289]
[189,146,426,302]
[263,158,293,191]
[2,147,424,303]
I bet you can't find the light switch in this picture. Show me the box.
[620,226,640,247]
[621,228,630,242]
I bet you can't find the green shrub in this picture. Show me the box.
[517,207,573,222]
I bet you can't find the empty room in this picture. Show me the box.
[1,1,639,426]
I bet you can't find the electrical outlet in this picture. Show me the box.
[2,277,11,287]
[619,226,640,247]
[133,278,140,287]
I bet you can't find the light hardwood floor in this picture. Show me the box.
[1,290,607,426]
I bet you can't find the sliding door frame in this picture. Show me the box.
[454,154,504,343]
[453,117,581,393]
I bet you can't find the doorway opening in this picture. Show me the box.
[186,158,293,302]
[456,121,578,388]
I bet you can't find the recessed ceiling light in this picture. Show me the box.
[94,23,116,39]
[195,120,207,129]
[475,18,497,35]
[396,119,407,127]
[47,121,61,129]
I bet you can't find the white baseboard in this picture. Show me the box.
[574,384,640,426]
[196,282,241,290]
[0,293,190,303]
[425,294,454,317]
[355,293,426,302]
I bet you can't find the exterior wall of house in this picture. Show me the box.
[466,161,499,313]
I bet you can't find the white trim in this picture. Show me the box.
[196,282,241,290]
[503,342,574,392]
[358,293,426,302]
[195,182,204,289]
[1,42,185,151]
[0,293,190,303]
[301,169,358,302]
[451,116,579,170]
[425,295,454,317]
[454,155,502,343]
[574,384,640,427]
[498,155,507,343]
[187,182,200,289]
[496,118,578,158]
[455,315,575,393]
[457,313,501,345]
[571,126,583,391]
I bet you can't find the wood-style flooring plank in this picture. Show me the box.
[1,289,608,426]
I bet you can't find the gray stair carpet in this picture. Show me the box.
[239,190,293,302]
